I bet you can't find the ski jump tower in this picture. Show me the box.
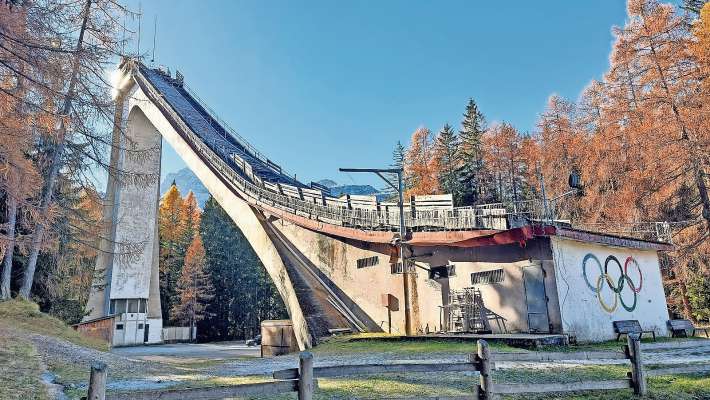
[85,58,673,348]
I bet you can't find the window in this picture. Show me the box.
[357,256,379,269]
[109,300,115,314]
[429,265,456,280]
[471,269,505,285]
[127,299,139,313]
[139,299,147,313]
[116,324,124,330]
[113,299,126,314]
[138,324,144,330]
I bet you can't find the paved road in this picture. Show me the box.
[112,341,261,361]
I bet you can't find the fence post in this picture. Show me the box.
[626,335,647,395]
[87,362,107,400]
[298,351,314,400]
[476,339,495,400]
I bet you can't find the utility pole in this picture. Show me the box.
[339,167,414,336]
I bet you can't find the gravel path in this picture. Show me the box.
[206,339,710,376]
[26,332,710,395]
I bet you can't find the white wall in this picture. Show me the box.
[550,237,669,342]
[121,78,312,349]
[108,103,161,300]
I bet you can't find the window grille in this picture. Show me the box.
[357,256,379,269]
[471,269,505,285]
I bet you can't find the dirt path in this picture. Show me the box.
[204,339,710,376]
[29,334,710,396]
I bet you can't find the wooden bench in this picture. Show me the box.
[613,320,656,341]
[667,319,710,338]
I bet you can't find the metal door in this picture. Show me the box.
[523,265,550,333]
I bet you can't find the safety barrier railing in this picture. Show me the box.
[182,83,298,181]
[136,67,530,233]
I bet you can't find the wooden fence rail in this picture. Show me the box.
[88,337,709,400]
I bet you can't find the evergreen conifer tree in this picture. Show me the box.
[458,98,487,205]
[434,123,462,204]
[386,141,408,201]
[198,196,287,340]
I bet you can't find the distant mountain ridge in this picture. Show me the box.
[159,169,388,207]
[316,179,388,200]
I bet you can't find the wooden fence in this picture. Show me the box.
[86,336,710,400]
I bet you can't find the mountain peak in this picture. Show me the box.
[160,168,210,207]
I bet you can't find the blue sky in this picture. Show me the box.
[126,1,630,187]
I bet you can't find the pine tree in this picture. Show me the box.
[384,141,408,201]
[433,124,462,204]
[158,183,187,323]
[458,98,487,205]
[172,234,213,340]
[392,141,406,170]
[198,196,287,340]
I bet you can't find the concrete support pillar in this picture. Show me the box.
[84,89,163,345]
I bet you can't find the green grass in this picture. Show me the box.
[235,367,710,400]
[0,299,108,351]
[314,333,517,355]
[0,333,48,400]
[0,299,111,400]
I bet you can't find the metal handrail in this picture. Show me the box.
[182,83,297,182]
[136,66,526,232]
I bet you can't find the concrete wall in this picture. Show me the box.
[429,238,561,334]
[273,219,447,335]
[111,78,313,349]
[550,236,670,342]
[108,106,162,300]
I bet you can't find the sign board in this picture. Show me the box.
[380,293,399,311]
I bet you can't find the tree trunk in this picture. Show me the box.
[1,194,17,300]
[19,0,92,299]
[694,163,710,235]
[678,278,695,323]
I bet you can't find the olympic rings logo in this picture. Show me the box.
[582,254,643,313]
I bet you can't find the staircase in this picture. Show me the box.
[443,288,507,334]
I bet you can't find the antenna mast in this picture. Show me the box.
[151,15,157,63]
[136,2,142,57]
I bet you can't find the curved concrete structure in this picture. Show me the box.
[85,59,673,348]
[86,70,317,348]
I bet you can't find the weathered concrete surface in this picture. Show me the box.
[84,86,164,347]
[438,238,560,334]
[550,236,670,342]
[103,75,314,349]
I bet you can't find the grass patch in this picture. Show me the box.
[536,336,706,353]
[500,374,710,399]
[314,333,516,355]
[0,299,108,351]
[0,333,48,400]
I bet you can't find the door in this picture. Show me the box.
[144,324,150,343]
[523,265,550,333]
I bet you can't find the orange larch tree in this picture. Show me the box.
[405,126,439,197]
[158,183,187,322]
[172,234,214,340]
